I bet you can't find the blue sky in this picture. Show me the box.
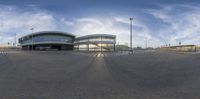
[0,0,200,47]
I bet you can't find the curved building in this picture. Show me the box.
[18,31,75,50]
[74,34,116,51]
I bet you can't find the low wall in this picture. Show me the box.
[160,45,200,52]
[0,46,21,51]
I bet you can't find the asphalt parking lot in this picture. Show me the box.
[0,50,200,99]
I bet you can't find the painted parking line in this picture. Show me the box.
[0,51,7,56]
[97,53,104,57]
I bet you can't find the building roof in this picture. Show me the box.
[20,31,75,39]
[76,34,116,40]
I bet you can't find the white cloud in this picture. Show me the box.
[147,4,200,45]
[0,5,163,47]
[66,16,161,48]
[2,4,200,48]
[0,5,56,44]
[60,18,74,26]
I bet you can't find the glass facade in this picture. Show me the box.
[19,32,116,51]
[74,34,116,51]
[18,31,75,50]
[19,35,73,45]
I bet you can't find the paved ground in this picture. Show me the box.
[0,50,200,99]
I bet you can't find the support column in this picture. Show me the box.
[114,43,116,51]
[87,39,90,51]
[114,38,116,51]
[78,40,79,51]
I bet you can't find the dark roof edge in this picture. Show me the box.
[76,34,116,39]
[20,31,75,38]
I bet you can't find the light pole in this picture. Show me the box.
[30,28,34,51]
[130,17,133,54]
[14,33,17,47]
[145,37,147,49]
[101,35,102,53]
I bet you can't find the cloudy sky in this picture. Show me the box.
[0,0,200,47]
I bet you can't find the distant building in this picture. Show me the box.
[115,45,129,51]
[18,31,75,50]
[74,34,116,51]
[161,45,197,52]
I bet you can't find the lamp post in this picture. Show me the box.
[130,17,133,54]
[30,28,34,51]
[14,33,17,47]
[145,37,147,49]
[101,35,102,53]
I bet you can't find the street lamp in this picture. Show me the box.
[30,28,34,51]
[130,17,133,54]
[145,37,148,49]
[14,33,17,47]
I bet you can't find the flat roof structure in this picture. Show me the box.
[74,34,116,51]
[19,31,75,50]
[75,34,116,40]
